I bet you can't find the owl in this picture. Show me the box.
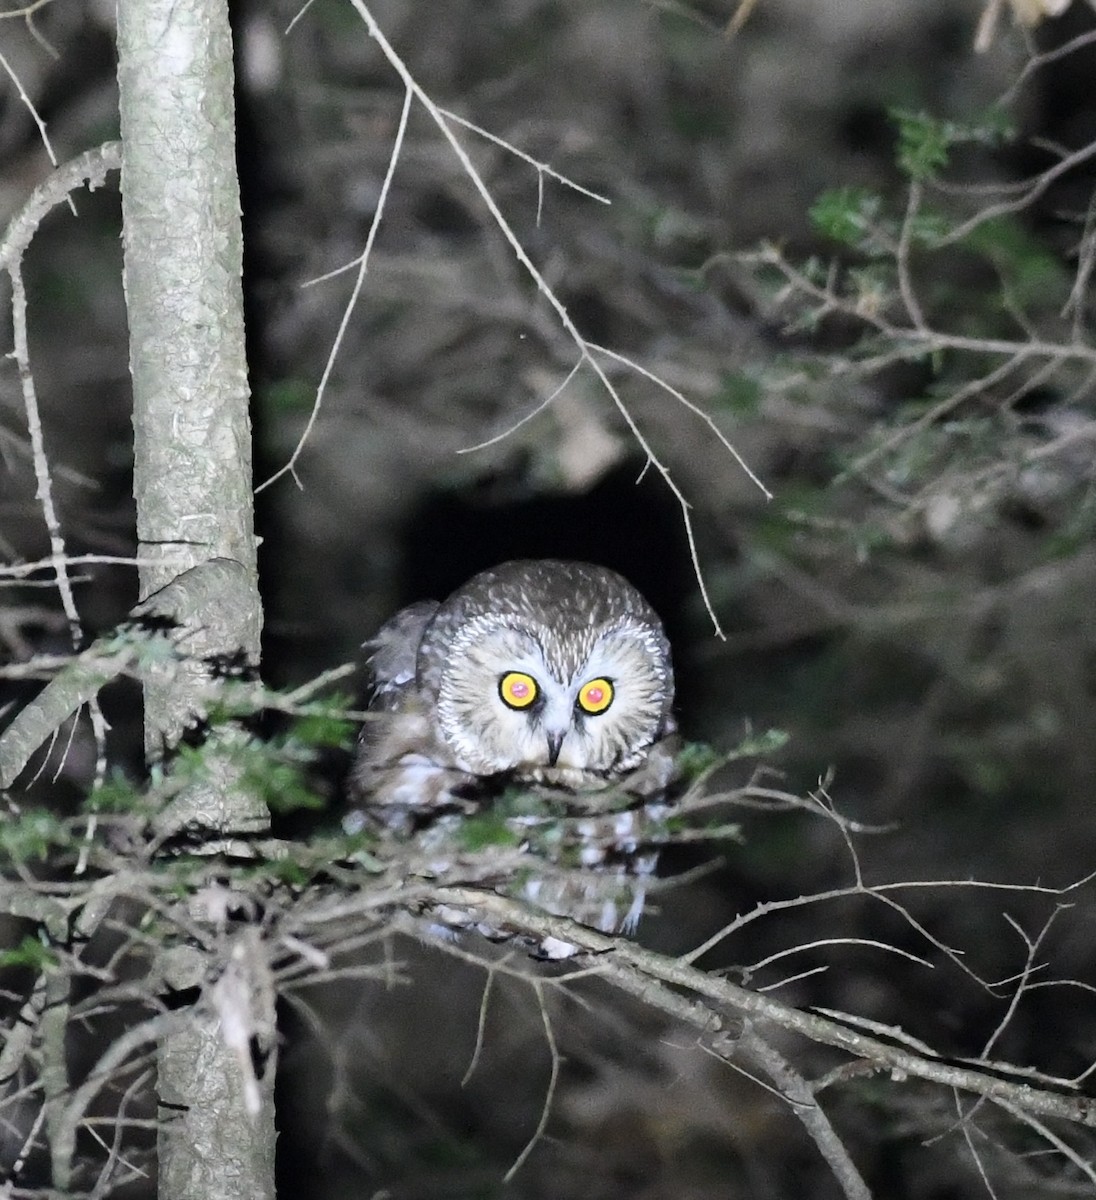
[349,560,679,944]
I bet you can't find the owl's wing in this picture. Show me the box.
[348,698,486,833]
[364,599,439,710]
[354,597,443,781]
[350,599,483,830]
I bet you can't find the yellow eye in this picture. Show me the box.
[499,671,539,710]
[577,677,614,715]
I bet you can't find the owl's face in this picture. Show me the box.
[418,561,674,781]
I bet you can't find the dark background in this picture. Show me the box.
[3,1,1096,1196]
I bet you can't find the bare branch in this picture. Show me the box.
[433,888,1096,1131]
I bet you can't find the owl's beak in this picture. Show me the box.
[545,729,566,766]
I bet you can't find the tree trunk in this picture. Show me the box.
[116,0,273,1195]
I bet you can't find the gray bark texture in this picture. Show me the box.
[116,0,274,1196]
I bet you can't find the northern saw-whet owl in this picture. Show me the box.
[349,560,678,947]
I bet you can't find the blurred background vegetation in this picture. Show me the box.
[3,0,1096,1196]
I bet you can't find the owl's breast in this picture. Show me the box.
[517,763,613,789]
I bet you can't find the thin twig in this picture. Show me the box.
[0,41,62,176]
[436,106,611,207]
[462,966,497,1087]
[504,980,561,1181]
[456,359,583,453]
[434,888,1096,1130]
[255,84,413,494]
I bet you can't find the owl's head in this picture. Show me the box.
[418,561,674,781]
